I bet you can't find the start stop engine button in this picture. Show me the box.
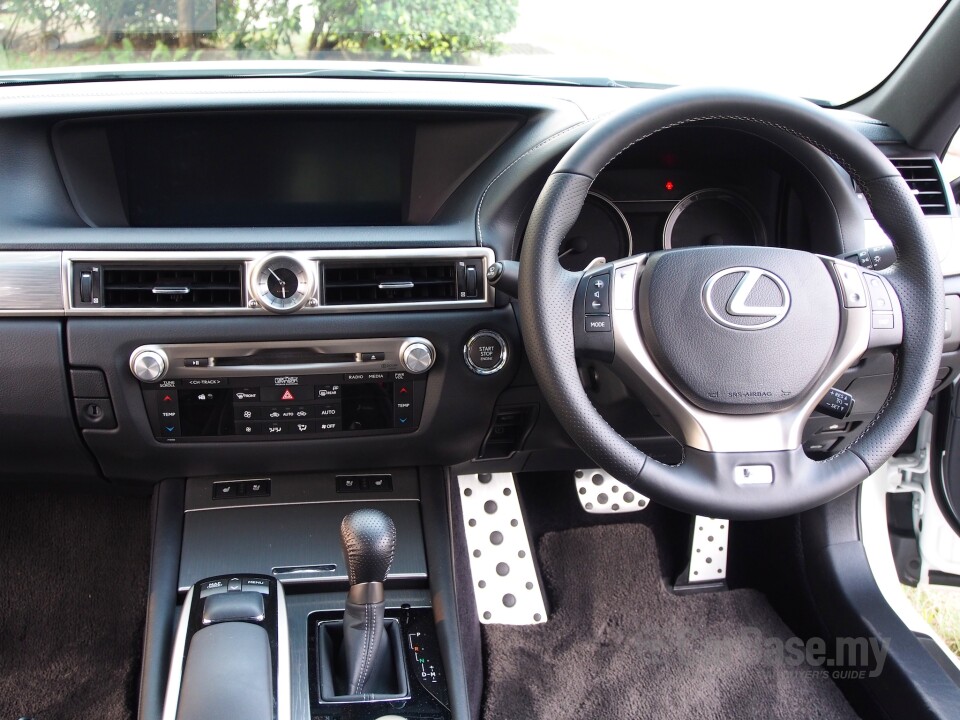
[464,331,507,375]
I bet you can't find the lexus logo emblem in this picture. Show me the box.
[702,267,791,330]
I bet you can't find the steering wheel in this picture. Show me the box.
[518,87,944,520]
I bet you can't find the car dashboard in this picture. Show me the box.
[0,76,959,484]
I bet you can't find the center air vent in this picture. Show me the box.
[890,157,950,216]
[101,265,243,308]
[323,262,458,305]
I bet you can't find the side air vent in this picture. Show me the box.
[890,157,950,216]
[101,265,244,308]
[323,262,460,305]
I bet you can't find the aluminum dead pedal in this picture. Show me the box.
[457,472,548,625]
[575,468,649,514]
[675,515,729,592]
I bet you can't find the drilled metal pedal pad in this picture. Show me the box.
[457,473,548,625]
[687,516,729,583]
[575,468,649,514]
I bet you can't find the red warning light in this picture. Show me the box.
[281,389,295,401]
[665,180,675,191]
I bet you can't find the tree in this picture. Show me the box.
[1,0,518,63]
[305,0,517,61]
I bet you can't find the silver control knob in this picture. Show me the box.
[130,349,168,382]
[400,342,435,374]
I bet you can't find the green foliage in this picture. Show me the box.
[0,0,518,65]
[307,0,518,60]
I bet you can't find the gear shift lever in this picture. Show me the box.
[338,509,396,695]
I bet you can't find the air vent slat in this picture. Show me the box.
[324,262,457,305]
[890,157,950,216]
[102,265,243,308]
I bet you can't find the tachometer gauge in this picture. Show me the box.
[250,254,316,313]
[559,192,633,271]
[663,188,766,249]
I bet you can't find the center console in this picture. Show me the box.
[160,470,457,720]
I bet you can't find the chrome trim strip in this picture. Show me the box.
[378,281,415,290]
[183,497,421,512]
[276,581,292,720]
[160,585,194,720]
[610,254,872,453]
[61,247,495,316]
[129,337,431,380]
[0,251,64,312]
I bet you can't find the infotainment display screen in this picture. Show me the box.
[110,116,412,227]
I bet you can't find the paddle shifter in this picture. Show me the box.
[338,508,397,695]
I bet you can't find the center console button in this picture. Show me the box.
[261,386,303,403]
[316,404,340,419]
[235,421,260,436]
[242,577,270,594]
[199,578,230,598]
[316,384,341,400]
[232,388,260,402]
[227,577,242,592]
[234,406,261,422]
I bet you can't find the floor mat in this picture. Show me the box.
[483,523,859,719]
[0,486,150,720]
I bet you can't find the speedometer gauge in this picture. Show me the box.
[663,188,766,249]
[250,254,316,313]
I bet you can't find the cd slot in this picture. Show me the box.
[215,350,357,367]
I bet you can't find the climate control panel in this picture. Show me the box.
[131,338,432,442]
[144,371,424,442]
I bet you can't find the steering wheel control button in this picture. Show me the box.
[401,341,436,374]
[457,473,547,625]
[872,313,895,330]
[832,262,868,308]
[464,331,508,375]
[131,348,168,382]
[863,273,892,311]
[733,465,773,486]
[613,263,637,310]
[585,274,610,314]
[815,388,855,419]
[585,316,611,332]
[574,469,648,514]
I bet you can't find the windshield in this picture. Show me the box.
[0,0,948,103]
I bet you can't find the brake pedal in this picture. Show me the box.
[457,473,548,625]
[575,468,649,514]
[675,515,729,593]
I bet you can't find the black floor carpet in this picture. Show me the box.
[0,485,150,720]
[483,523,859,719]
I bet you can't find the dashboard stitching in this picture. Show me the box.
[475,115,612,246]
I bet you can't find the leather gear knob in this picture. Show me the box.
[340,509,397,585]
